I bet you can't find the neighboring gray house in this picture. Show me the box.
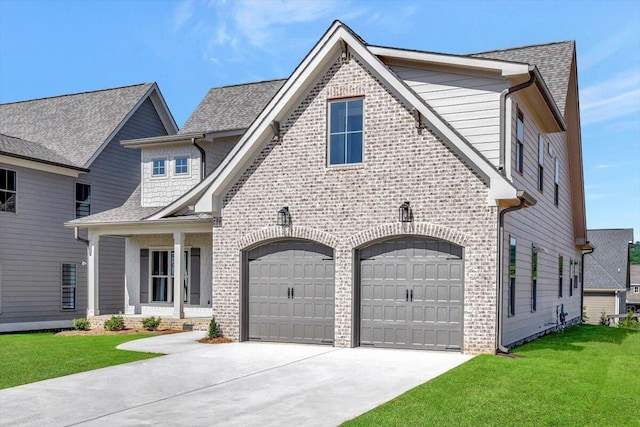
[70,21,588,354]
[626,264,640,313]
[583,229,633,324]
[0,83,177,331]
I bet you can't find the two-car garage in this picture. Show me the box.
[245,237,464,351]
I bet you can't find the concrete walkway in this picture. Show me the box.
[0,333,472,427]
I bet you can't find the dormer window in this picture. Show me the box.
[175,157,188,175]
[152,159,166,176]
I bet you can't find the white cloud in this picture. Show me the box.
[580,26,639,71]
[580,69,640,125]
[172,0,196,35]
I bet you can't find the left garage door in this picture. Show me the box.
[247,241,335,344]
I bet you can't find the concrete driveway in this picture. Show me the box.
[0,332,472,426]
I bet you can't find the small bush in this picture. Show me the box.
[208,316,221,338]
[599,310,609,326]
[72,318,90,331]
[618,310,639,330]
[582,306,589,324]
[104,315,125,331]
[142,316,161,331]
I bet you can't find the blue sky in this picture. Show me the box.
[1,0,639,239]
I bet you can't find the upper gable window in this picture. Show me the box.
[175,157,188,175]
[75,183,91,218]
[515,109,524,174]
[0,168,16,213]
[328,98,363,165]
[152,159,166,176]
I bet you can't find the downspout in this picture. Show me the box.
[74,227,89,246]
[499,71,536,174]
[496,197,526,354]
[192,137,206,180]
[581,245,594,322]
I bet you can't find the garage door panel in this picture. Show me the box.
[360,238,463,351]
[248,241,334,344]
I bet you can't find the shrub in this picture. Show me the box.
[208,316,221,338]
[582,306,589,324]
[618,309,639,330]
[72,318,90,331]
[599,310,609,326]
[104,315,125,331]
[142,316,161,331]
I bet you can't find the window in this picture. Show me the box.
[175,157,188,175]
[509,236,517,316]
[574,260,579,290]
[328,98,363,165]
[150,249,189,303]
[634,286,640,294]
[75,183,91,218]
[0,168,16,213]
[152,159,166,176]
[558,255,564,297]
[569,259,574,297]
[538,135,544,192]
[531,245,538,312]
[61,263,77,310]
[515,110,524,173]
[554,158,560,206]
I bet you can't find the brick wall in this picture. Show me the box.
[212,55,499,354]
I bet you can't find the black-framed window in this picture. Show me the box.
[574,260,579,290]
[509,236,517,316]
[515,109,524,173]
[61,263,77,310]
[0,168,17,213]
[538,135,544,192]
[554,158,560,206]
[531,245,538,312]
[569,259,574,296]
[558,255,564,298]
[328,98,363,165]
[75,183,91,218]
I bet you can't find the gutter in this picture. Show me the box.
[74,227,89,246]
[0,151,90,173]
[581,245,595,322]
[496,191,536,354]
[192,137,206,180]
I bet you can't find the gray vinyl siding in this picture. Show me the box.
[501,94,581,345]
[203,136,240,176]
[583,292,615,325]
[390,64,507,166]
[0,97,170,326]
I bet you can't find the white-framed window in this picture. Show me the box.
[75,183,91,218]
[0,168,17,213]
[537,135,544,192]
[149,249,189,303]
[554,158,560,206]
[175,157,189,175]
[152,159,166,176]
[515,109,524,174]
[509,236,517,316]
[61,263,77,310]
[328,98,363,165]
[633,286,640,294]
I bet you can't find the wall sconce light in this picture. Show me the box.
[399,201,413,223]
[277,206,291,227]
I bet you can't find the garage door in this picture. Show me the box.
[360,238,463,351]
[247,241,335,344]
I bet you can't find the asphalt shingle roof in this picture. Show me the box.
[0,133,84,169]
[180,79,286,134]
[584,229,634,290]
[0,83,154,168]
[67,185,161,225]
[470,41,575,116]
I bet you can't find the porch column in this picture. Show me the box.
[87,232,100,316]
[173,231,185,318]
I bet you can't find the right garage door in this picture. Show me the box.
[360,237,464,351]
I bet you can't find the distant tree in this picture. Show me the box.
[631,241,640,265]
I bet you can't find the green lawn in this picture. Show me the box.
[0,332,161,389]
[345,325,640,426]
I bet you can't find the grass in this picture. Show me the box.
[0,332,161,389]
[344,325,640,426]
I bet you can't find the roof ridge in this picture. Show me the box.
[208,78,287,91]
[470,40,575,56]
[0,82,154,106]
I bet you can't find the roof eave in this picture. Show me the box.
[0,151,89,173]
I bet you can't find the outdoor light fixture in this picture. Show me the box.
[399,201,413,223]
[277,206,291,227]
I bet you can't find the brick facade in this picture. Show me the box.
[212,55,499,354]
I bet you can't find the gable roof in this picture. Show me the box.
[0,83,177,168]
[584,229,634,290]
[0,133,88,172]
[180,80,286,135]
[151,20,524,220]
[470,41,575,115]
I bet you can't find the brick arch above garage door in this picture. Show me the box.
[348,222,471,250]
[238,226,340,251]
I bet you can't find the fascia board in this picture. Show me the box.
[64,219,213,235]
[368,46,530,77]
[0,154,85,177]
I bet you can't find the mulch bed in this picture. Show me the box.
[197,336,234,344]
